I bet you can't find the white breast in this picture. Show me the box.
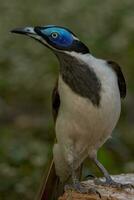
[55,52,121,168]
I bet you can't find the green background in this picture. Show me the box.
[0,0,134,199]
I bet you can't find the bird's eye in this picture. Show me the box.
[51,32,59,39]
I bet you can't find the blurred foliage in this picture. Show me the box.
[0,0,134,199]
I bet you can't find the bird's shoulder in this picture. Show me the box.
[106,60,126,98]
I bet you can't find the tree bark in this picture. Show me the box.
[59,174,134,200]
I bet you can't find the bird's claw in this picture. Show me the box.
[65,182,101,197]
[65,182,88,193]
[94,178,134,189]
[88,187,101,198]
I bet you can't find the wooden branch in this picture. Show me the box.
[59,174,134,200]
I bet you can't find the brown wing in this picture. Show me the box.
[107,60,126,98]
[52,80,60,122]
[36,81,61,200]
[36,158,63,200]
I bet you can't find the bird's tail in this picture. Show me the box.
[36,159,63,200]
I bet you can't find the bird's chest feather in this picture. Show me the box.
[55,55,121,153]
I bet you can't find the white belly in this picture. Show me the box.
[55,55,121,172]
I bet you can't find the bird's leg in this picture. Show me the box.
[92,156,134,189]
[65,157,87,193]
[65,153,100,196]
[71,151,88,192]
[93,156,112,182]
[65,162,100,196]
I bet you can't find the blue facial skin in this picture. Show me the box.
[39,27,74,48]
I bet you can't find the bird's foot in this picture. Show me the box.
[65,182,88,193]
[84,174,96,180]
[94,178,134,189]
[65,182,101,197]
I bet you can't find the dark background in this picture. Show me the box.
[0,0,134,199]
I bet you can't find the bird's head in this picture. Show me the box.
[11,25,89,55]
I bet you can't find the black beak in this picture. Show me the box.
[11,27,36,35]
[11,26,49,48]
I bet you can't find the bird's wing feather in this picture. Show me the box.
[37,159,61,200]
[36,80,61,200]
[52,80,60,122]
[107,60,126,98]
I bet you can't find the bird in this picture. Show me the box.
[11,25,131,200]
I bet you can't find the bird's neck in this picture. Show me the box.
[56,52,101,106]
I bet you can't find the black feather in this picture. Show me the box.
[52,80,60,122]
[107,60,126,98]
